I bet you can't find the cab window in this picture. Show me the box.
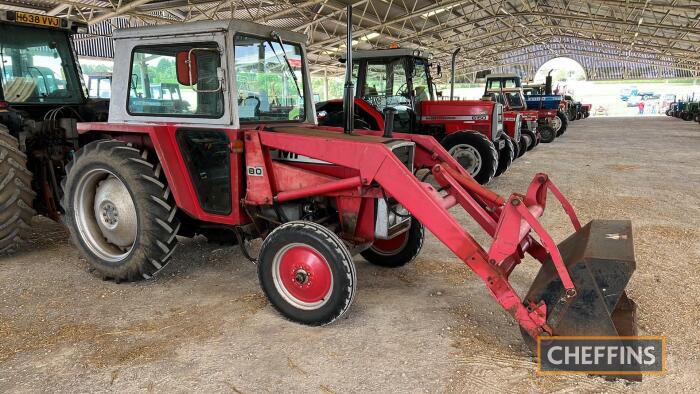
[127,43,224,117]
[234,34,306,122]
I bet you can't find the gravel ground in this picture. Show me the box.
[1,116,699,393]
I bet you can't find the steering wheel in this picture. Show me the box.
[395,82,409,98]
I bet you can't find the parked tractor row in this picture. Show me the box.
[315,51,590,187]
[666,96,700,124]
[0,9,640,379]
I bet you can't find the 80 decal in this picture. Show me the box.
[247,166,264,177]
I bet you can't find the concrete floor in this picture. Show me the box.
[1,117,699,392]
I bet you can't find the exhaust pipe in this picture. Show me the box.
[450,48,461,100]
[343,4,354,134]
[545,69,553,95]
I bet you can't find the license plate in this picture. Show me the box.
[15,12,61,28]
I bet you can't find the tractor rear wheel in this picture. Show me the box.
[511,136,521,159]
[495,137,515,177]
[521,129,537,151]
[538,126,556,143]
[258,221,356,325]
[361,218,423,267]
[519,134,531,154]
[62,140,181,281]
[442,132,498,185]
[681,112,693,121]
[0,124,36,254]
[695,113,700,123]
[554,111,568,136]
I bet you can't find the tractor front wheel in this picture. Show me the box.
[695,113,700,123]
[538,125,556,143]
[0,124,36,254]
[361,218,424,267]
[442,132,498,185]
[258,221,356,325]
[62,140,181,281]
[495,137,515,177]
[554,111,568,136]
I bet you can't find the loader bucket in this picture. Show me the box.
[523,220,638,376]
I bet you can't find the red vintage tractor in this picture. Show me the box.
[316,48,513,184]
[62,14,640,378]
[482,91,540,154]
[485,75,563,142]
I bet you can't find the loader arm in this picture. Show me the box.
[246,127,598,339]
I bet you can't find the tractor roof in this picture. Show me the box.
[112,18,307,44]
[341,48,431,61]
[485,73,521,79]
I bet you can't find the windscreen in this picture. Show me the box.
[0,24,83,104]
[234,34,306,123]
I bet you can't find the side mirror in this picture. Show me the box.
[176,51,198,86]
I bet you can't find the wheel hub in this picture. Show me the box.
[552,116,562,132]
[74,168,138,263]
[294,269,310,285]
[100,201,119,228]
[273,244,333,309]
[448,144,482,176]
[93,177,137,249]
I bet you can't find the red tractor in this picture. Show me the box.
[62,14,640,378]
[316,48,513,185]
[485,74,563,142]
[482,90,540,154]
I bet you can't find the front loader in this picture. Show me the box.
[64,12,639,379]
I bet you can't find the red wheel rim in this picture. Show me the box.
[371,231,408,256]
[273,244,333,309]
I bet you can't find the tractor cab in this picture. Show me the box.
[0,11,88,110]
[0,10,108,230]
[317,48,508,184]
[87,73,112,99]
[345,48,435,132]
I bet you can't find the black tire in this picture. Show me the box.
[495,137,514,177]
[665,109,672,116]
[681,112,693,121]
[538,126,556,143]
[0,124,36,253]
[695,113,700,124]
[361,218,424,267]
[555,111,568,136]
[441,132,498,185]
[519,134,530,154]
[510,134,520,160]
[258,221,356,326]
[521,129,537,151]
[62,140,181,281]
